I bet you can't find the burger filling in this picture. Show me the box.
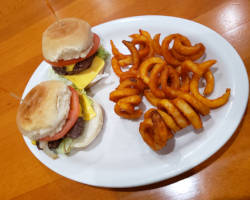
[47,117,84,150]
[52,54,96,75]
[34,89,96,156]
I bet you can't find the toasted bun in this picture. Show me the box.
[16,80,71,140]
[42,18,93,62]
[71,98,103,148]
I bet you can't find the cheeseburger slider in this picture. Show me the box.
[16,80,103,159]
[42,18,109,90]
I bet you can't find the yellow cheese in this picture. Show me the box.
[64,56,105,89]
[79,102,83,117]
[79,93,96,120]
[65,64,75,72]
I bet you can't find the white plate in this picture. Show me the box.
[22,15,249,188]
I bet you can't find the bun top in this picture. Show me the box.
[42,18,93,62]
[16,80,71,140]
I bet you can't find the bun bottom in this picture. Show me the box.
[71,98,103,148]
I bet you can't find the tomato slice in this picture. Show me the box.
[85,33,100,59]
[40,86,80,141]
[45,33,100,67]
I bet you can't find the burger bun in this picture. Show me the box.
[71,97,103,148]
[16,80,71,140]
[42,18,94,62]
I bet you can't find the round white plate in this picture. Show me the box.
[22,15,249,188]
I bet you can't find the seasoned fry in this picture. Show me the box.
[117,78,138,89]
[161,34,181,66]
[168,65,181,89]
[110,77,145,119]
[160,67,180,99]
[173,38,203,56]
[181,60,216,76]
[157,109,181,133]
[153,33,162,55]
[144,90,162,106]
[177,92,210,116]
[114,95,142,119]
[139,57,165,84]
[130,33,150,58]
[203,70,214,95]
[118,56,132,67]
[111,57,137,79]
[172,98,202,130]
[158,99,189,128]
[110,40,128,59]
[138,45,150,58]
[149,63,166,98]
[110,88,140,102]
[117,77,146,92]
[180,72,190,92]
[122,40,140,71]
[171,43,205,61]
[139,110,172,150]
[190,74,231,108]
[144,108,157,119]
[152,111,172,148]
[139,29,154,58]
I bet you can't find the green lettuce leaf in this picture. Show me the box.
[56,138,73,154]
[96,46,110,60]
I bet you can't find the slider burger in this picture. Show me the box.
[42,18,109,90]
[16,80,103,159]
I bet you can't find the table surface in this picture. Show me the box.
[1,0,249,199]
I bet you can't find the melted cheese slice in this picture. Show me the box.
[64,56,105,89]
[79,93,96,121]
[65,64,75,72]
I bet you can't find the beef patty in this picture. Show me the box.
[46,117,84,150]
[52,54,96,75]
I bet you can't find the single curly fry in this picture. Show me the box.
[149,63,166,98]
[153,33,162,55]
[171,44,206,62]
[138,45,150,58]
[157,109,181,133]
[139,110,172,151]
[177,92,210,116]
[160,67,180,99]
[181,60,216,76]
[130,34,150,58]
[172,98,203,130]
[180,72,190,93]
[139,29,154,58]
[173,37,203,56]
[122,40,140,71]
[168,65,181,89]
[117,78,138,89]
[203,70,215,96]
[144,90,162,107]
[190,74,231,108]
[115,95,142,119]
[118,56,132,67]
[111,57,137,79]
[110,40,129,59]
[117,77,146,92]
[144,108,157,119]
[109,88,140,102]
[139,57,165,85]
[158,99,189,128]
[161,34,181,66]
